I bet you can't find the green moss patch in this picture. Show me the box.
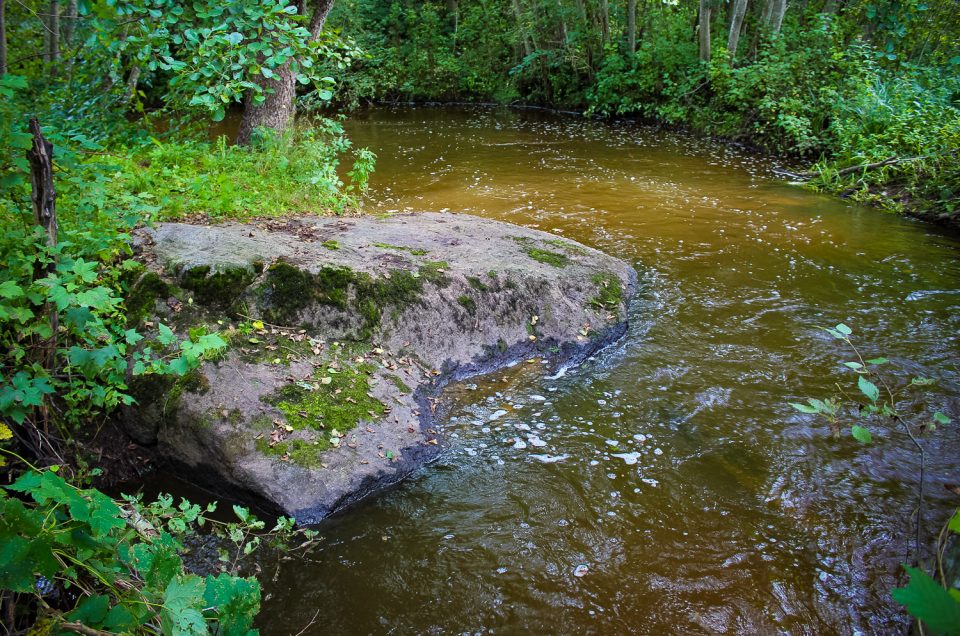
[371,241,429,256]
[261,358,384,449]
[458,295,477,314]
[590,273,624,311]
[524,247,569,267]
[261,259,451,337]
[180,265,255,307]
[466,276,489,292]
[387,374,412,394]
[544,238,587,255]
[321,240,340,250]
[126,272,172,323]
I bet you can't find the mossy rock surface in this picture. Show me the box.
[124,213,636,524]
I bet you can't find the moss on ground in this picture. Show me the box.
[321,240,340,250]
[180,265,255,307]
[590,272,624,311]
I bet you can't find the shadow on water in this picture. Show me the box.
[187,105,958,634]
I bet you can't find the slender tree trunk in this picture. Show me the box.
[124,65,141,102]
[63,0,76,45]
[0,0,7,76]
[599,0,610,45]
[27,118,58,419]
[698,0,711,61]
[627,0,637,55]
[769,0,787,33]
[727,0,748,58]
[236,0,334,145]
[447,0,459,52]
[48,0,60,62]
[513,0,534,57]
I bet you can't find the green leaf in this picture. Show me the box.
[843,361,863,370]
[204,573,261,635]
[790,402,819,414]
[157,323,176,347]
[161,575,208,636]
[891,566,960,634]
[0,281,24,299]
[949,510,960,534]
[866,357,888,365]
[124,329,144,345]
[858,376,879,403]
[67,594,110,627]
[933,412,951,426]
[835,323,852,335]
[850,425,872,443]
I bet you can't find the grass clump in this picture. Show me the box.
[109,125,375,220]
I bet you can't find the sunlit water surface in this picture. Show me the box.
[248,107,960,634]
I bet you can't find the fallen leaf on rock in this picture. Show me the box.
[426,439,438,445]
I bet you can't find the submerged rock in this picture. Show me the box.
[123,213,636,523]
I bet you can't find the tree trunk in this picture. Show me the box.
[727,0,748,58]
[48,0,59,62]
[599,0,610,45]
[698,0,711,61]
[447,0,459,52]
[0,0,7,75]
[124,65,141,102]
[512,0,533,56]
[769,0,787,33]
[63,0,76,45]
[627,0,637,55]
[27,118,58,430]
[236,0,335,146]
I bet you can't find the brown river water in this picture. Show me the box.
[231,106,958,634]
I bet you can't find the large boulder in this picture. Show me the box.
[123,213,636,523]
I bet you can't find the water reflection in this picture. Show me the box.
[254,106,959,634]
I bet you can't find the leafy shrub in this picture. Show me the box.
[0,465,313,634]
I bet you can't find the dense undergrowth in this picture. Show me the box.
[324,0,960,224]
[0,1,372,628]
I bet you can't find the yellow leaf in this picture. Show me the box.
[252,320,265,330]
[0,423,12,441]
